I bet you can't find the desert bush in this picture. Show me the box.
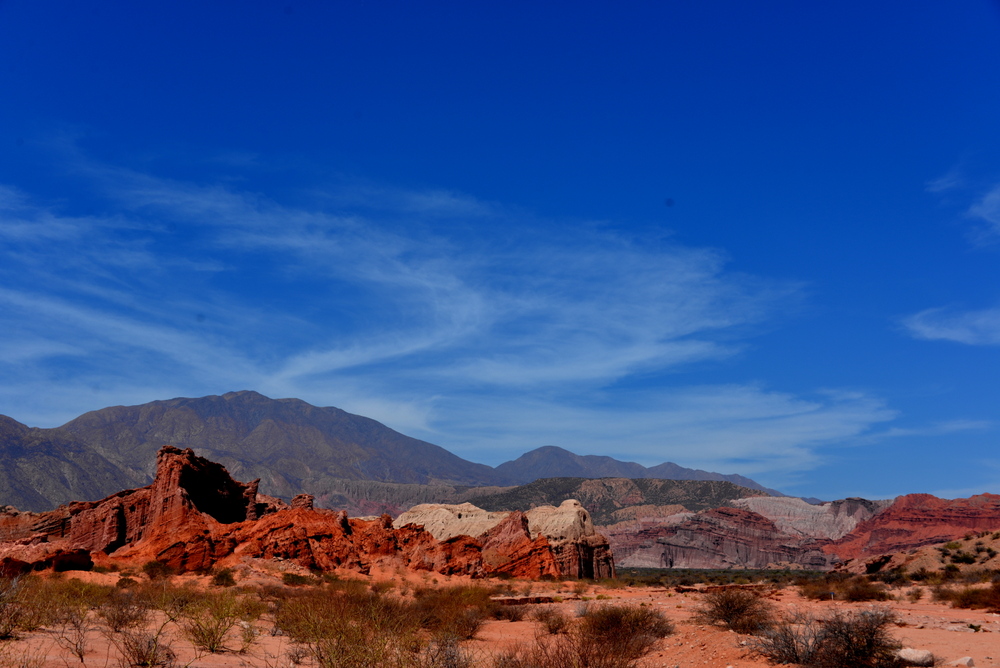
[935,582,1000,611]
[52,603,92,664]
[799,575,889,602]
[275,588,433,668]
[210,567,236,588]
[0,577,25,639]
[98,590,150,632]
[142,583,201,622]
[281,573,315,587]
[842,578,891,602]
[141,561,174,581]
[532,606,570,634]
[751,607,901,668]
[578,604,674,658]
[498,604,672,668]
[411,586,496,639]
[181,591,263,653]
[493,604,526,622]
[110,626,176,668]
[696,588,775,634]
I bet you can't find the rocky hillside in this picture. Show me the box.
[60,390,498,494]
[0,416,141,511]
[0,391,780,511]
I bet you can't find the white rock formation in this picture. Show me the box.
[392,503,509,540]
[730,496,891,540]
[392,499,599,542]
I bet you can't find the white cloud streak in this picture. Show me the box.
[905,306,1000,346]
[0,157,902,480]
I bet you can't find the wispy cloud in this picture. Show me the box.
[968,183,1000,238]
[0,154,901,482]
[904,306,1000,345]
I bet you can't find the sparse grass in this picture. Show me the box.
[696,587,775,634]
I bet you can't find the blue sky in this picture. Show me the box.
[2,1,1000,500]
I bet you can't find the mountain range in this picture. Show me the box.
[0,390,779,511]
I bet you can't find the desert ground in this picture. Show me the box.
[1,565,998,668]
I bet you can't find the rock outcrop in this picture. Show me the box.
[392,499,615,579]
[0,446,613,579]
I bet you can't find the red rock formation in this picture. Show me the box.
[479,511,560,579]
[824,493,1000,561]
[0,445,609,579]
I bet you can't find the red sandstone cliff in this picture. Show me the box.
[824,493,1000,562]
[0,446,612,579]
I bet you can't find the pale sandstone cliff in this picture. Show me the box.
[730,496,891,540]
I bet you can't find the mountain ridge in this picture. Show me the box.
[0,390,780,511]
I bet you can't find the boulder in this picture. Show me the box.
[897,648,935,666]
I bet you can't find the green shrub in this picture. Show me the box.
[211,568,236,588]
[281,572,315,587]
[142,561,175,581]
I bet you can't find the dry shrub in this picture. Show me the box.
[935,582,1000,611]
[98,590,150,632]
[842,578,891,603]
[411,585,497,640]
[696,588,775,634]
[182,591,264,653]
[52,602,92,664]
[141,561,174,582]
[800,576,889,603]
[493,604,526,622]
[751,607,901,668]
[110,627,176,668]
[210,567,236,588]
[276,587,422,663]
[0,577,25,639]
[532,606,570,635]
[500,604,672,668]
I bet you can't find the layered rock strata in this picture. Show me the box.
[0,446,613,579]
[612,506,837,570]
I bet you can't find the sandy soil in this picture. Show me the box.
[2,572,998,668]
